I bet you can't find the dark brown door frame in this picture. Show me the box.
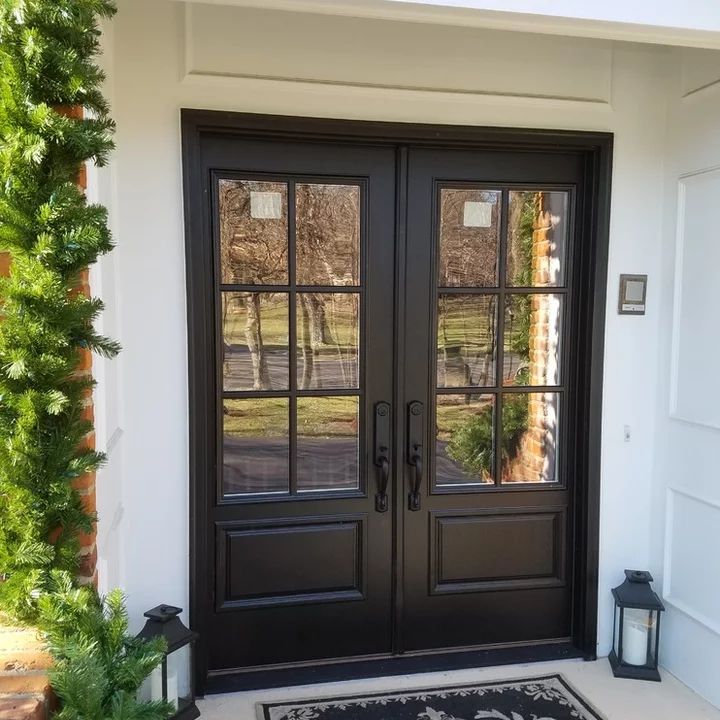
[181,109,612,694]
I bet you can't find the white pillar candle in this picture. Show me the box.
[150,665,179,710]
[166,668,179,710]
[150,666,162,701]
[622,617,649,666]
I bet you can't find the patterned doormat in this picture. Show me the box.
[258,674,604,720]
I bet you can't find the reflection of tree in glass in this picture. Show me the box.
[219,180,288,284]
[243,292,269,389]
[219,181,362,392]
[222,293,289,391]
[219,180,290,390]
[296,184,360,286]
[298,293,358,390]
[439,189,499,287]
[296,185,360,388]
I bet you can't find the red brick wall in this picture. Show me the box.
[56,105,97,585]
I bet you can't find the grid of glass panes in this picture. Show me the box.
[435,187,569,488]
[218,178,362,497]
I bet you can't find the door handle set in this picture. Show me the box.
[406,401,423,511]
[373,402,391,512]
[373,400,424,513]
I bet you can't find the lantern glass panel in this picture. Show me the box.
[621,607,651,666]
[648,610,659,664]
[613,604,620,658]
[169,644,192,710]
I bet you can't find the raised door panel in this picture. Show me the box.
[431,508,566,595]
[217,516,366,610]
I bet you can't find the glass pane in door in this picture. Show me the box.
[223,398,290,495]
[218,179,289,284]
[503,293,563,387]
[500,392,560,483]
[438,188,501,287]
[297,396,359,492]
[437,294,497,388]
[435,394,495,486]
[296,293,359,390]
[296,183,360,286]
[222,292,289,391]
[506,190,568,287]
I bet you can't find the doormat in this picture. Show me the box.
[258,674,604,720]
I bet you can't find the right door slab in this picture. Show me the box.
[402,147,583,652]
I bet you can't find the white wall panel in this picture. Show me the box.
[670,168,720,429]
[650,45,720,710]
[664,488,720,635]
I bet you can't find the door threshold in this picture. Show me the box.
[204,642,588,694]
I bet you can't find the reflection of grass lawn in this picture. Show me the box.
[225,396,358,438]
[436,296,532,356]
[437,300,494,351]
[223,294,357,353]
[436,396,492,441]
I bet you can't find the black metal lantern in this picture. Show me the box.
[610,570,665,681]
[137,605,200,719]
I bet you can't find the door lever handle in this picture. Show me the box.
[407,401,424,511]
[408,445,422,511]
[374,402,391,512]
[375,455,390,512]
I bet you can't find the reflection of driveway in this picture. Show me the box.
[223,437,358,495]
[224,346,357,389]
[435,440,488,486]
[223,436,484,495]
[437,352,525,386]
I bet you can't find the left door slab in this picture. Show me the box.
[188,133,397,674]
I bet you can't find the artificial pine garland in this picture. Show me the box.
[0,7,175,717]
[0,0,119,621]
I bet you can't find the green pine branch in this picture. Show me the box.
[40,582,174,720]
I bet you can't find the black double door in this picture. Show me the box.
[185,118,600,688]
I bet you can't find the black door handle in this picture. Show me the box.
[407,401,423,511]
[374,402,391,512]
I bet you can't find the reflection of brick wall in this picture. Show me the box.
[508,193,558,482]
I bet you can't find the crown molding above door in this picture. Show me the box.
[169,0,720,50]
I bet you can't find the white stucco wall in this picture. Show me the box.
[94,0,675,664]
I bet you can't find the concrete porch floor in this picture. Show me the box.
[197,658,720,719]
